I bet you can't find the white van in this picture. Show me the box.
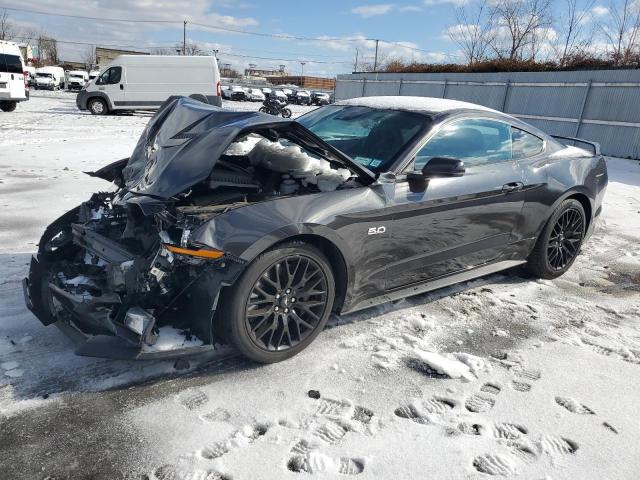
[77,55,222,115]
[66,70,88,90]
[35,66,65,90]
[0,40,28,112]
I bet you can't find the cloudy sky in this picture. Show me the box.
[2,0,614,76]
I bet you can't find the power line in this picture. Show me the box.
[0,4,458,58]
[0,5,177,24]
[13,35,354,65]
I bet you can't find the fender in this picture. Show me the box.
[534,185,595,240]
[78,90,115,110]
[238,223,357,293]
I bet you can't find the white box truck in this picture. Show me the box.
[66,70,89,90]
[77,55,222,115]
[35,66,65,90]
[0,40,28,112]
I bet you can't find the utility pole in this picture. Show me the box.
[300,61,306,76]
[183,20,187,55]
[354,48,359,72]
[373,39,379,72]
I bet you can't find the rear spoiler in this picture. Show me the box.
[551,135,601,156]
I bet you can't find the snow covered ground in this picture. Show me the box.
[0,91,639,479]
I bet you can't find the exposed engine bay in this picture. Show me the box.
[24,115,361,358]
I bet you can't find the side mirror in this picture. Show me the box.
[406,157,465,193]
[421,157,465,178]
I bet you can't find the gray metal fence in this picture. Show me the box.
[334,70,640,158]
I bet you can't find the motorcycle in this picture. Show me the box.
[259,97,292,118]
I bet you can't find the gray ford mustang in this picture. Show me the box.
[23,96,608,362]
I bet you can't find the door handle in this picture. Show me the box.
[502,182,524,193]
[120,84,124,90]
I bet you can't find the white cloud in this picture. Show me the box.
[399,5,422,11]
[351,4,396,17]
[423,0,470,6]
[591,5,610,16]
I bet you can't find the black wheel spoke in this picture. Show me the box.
[244,253,329,352]
[546,207,584,271]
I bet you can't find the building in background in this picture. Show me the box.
[267,76,335,90]
[18,44,34,65]
[95,47,149,67]
[245,65,287,77]
[60,61,87,71]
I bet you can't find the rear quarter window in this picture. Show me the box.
[512,128,544,159]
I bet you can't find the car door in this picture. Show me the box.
[95,66,123,107]
[386,116,527,289]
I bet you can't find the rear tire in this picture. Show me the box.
[88,98,108,115]
[281,108,292,118]
[525,199,586,279]
[221,242,335,363]
[0,102,17,112]
[258,106,268,113]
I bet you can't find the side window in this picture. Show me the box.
[512,128,544,159]
[413,118,512,170]
[97,67,122,85]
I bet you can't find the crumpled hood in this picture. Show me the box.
[123,97,374,200]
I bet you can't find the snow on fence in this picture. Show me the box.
[334,69,640,159]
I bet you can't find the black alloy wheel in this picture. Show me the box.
[222,242,335,363]
[525,199,586,279]
[546,207,584,270]
[246,255,329,351]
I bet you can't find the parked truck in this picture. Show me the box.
[66,70,89,91]
[35,66,65,90]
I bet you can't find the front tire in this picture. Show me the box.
[525,199,586,279]
[88,98,108,115]
[281,108,292,118]
[222,242,335,363]
[0,102,17,112]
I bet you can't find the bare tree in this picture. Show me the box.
[175,42,203,56]
[447,0,495,64]
[82,45,96,69]
[489,0,552,60]
[554,0,597,65]
[37,34,58,66]
[603,0,640,64]
[0,9,16,40]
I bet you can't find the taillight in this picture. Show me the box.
[216,81,221,96]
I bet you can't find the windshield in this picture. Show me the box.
[36,73,52,78]
[70,74,84,78]
[297,105,429,173]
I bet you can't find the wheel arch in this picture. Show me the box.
[239,225,355,314]
[86,92,114,110]
[527,187,594,261]
[565,192,592,233]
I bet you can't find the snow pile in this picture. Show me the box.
[412,349,490,381]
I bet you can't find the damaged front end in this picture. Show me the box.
[24,96,371,359]
[23,191,246,359]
